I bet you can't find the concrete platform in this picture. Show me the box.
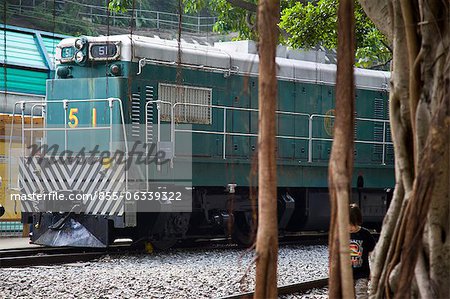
[0,237,41,250]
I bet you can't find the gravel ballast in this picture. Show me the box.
[0,244,328,298]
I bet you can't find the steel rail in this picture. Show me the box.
[0,244,133,268]
[0,252,107,268]
[219,278,329,299]
[0,247,93,258]
[0,243,132,258]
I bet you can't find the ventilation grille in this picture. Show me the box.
[384,99,393,158]
[373,98,386,156]
[146,86,154,143]
[386,125,394,158]
[131,93,141,138]
[158,83,212,124]
[373,98,385,119]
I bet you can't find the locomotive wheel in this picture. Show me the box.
[151,213,190,250]
[232,211,256,247]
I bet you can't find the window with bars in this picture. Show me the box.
[158,83,212,124]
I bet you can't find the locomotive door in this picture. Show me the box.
[228,77,256,159]
[315,84,335,162]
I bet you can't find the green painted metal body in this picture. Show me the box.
[45,77,124,152]
[46,60,394,189]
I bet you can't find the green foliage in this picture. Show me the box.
[184,0,391,68]
[280,0,336,50]
[280,0,390,68]
[109,0,181,14]
[184,0,257,40]
[2,1,98,36]
[108,0,133,13]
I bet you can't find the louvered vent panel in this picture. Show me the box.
[158,83,212,124]
[146,86,154,143]
[385,99,393,157]
[386,126,394,157]
[372,98,385,156]
[131,93,141,138]
[374,98,384,119]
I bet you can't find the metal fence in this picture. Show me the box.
[0,220,24,237]
[7,0,218,33]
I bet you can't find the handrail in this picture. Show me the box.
[172,102,312,160]
[309,114,391,164]
[145,101,392,164]
[9,98,129,191]
[30,103,46,148]
[144,99,174,186]
[145,100,174,144]
[137,58,239,77]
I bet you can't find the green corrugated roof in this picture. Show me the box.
[0,67,48,95]
[0,30,46,69]
[0,25,69,95]
[41,36,60,65]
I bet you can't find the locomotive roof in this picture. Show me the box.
[57,34,390,92]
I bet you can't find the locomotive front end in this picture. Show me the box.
[11,36,133,247]
[12,35,193,247]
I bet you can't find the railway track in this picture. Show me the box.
[0,252,107,268]
[0,233,330,268]
[178,233,329,250]
[219,278,329,298]
[0,245,129,268]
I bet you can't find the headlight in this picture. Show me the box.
[75,51,85,63]
[75,38,86,50]
[110,64,121,76]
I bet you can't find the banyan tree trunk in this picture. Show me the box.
[328,0,356,298]
[357,0,450,298]
[254,0,280,298]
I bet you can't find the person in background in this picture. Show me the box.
[349,203,376,299]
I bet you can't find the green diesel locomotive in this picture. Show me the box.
[13,35,394,248]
